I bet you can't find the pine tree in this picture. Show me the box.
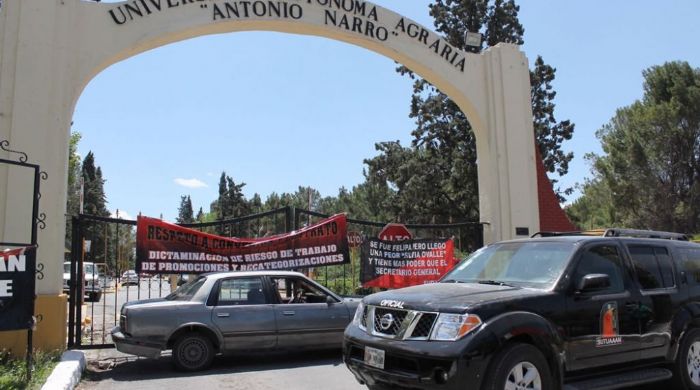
[371,0,575,221]
[579,62,700,232]
[176,195,194,224]
[80,151,111,263]
[65,131,82,250]
[82,152,109,217]
[531,56,575,199]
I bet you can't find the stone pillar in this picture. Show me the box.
[474,44,540,243]
[0,0,74,354]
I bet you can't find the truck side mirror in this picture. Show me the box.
[577,274,611,292]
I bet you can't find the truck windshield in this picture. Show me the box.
[84,264,96,276]
[442,241,575,289]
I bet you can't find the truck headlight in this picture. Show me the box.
[429,313,481,341]
[352,302,366,330]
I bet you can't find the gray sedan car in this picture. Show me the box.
[111,271,361,371]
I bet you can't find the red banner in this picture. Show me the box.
[136,214,349,274]
[360,238,456,289]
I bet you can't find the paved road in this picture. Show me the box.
[78,349,365,390]
[77,347,667,390]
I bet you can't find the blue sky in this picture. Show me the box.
[72,1,700,222]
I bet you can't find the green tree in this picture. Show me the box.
[176,195,194,224]
[369,0,574,222]
[565,164,617,230]
[81,151,111,263]
[584,61,700,233]
[531,56,575,198]
[212,171,251,235]
[65,131,82,250]
[82,152,109,217]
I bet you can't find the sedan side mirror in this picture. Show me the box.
[326,295,337,305]
[577,274,611,292]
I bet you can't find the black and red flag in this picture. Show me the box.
[360,238,456,289]
[136,214,349,274]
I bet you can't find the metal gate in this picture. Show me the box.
[67,207,484,348]
[0,140,48,378]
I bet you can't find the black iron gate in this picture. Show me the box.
[0,140,48,379]
[67,207,484,348]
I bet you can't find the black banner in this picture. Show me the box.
[0,246,36,331]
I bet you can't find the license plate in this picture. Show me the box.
[364,346,385,369]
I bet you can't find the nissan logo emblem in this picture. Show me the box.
[379,313,394,331]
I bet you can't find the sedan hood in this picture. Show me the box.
[363,282,547,313]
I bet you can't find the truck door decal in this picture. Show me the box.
[596,301,622,347]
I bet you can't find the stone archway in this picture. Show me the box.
[0,0,539,351]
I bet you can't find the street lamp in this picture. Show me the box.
[465,31,482,53]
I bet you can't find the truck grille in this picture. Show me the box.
[367,306,437,340]
[373,308,408,336]
[411,313,437,338]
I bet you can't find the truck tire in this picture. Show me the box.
[672,327,700,390]
[172,333,215,372]
[481,343,554,390]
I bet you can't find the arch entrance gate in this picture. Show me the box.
[0,0,539,351]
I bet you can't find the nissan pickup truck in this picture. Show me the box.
[344,230,700,390]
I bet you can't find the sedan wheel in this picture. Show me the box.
[173,333,214,372]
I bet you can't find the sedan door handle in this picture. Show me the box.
[217,313,230,318]
[283,311,296,316]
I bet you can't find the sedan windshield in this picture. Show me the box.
[442,241,575,289]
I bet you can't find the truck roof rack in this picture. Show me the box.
[530,230,603,238]
[601,228,689,241]
[531,229,690,241]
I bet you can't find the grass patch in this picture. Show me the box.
[0,350,61,390]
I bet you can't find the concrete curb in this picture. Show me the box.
[41,350,85,390]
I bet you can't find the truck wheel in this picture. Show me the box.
[672,327,700,390]
[172,333,214,372]
[482,343,553,390]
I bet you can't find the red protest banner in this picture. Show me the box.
[360,238,456,289]
[136,214,349,274]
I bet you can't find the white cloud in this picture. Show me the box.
[111,209,134,220]
[174,178,208,189]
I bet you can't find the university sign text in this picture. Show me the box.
[106,0,468,72]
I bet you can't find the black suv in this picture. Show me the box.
[344,230,700,390]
